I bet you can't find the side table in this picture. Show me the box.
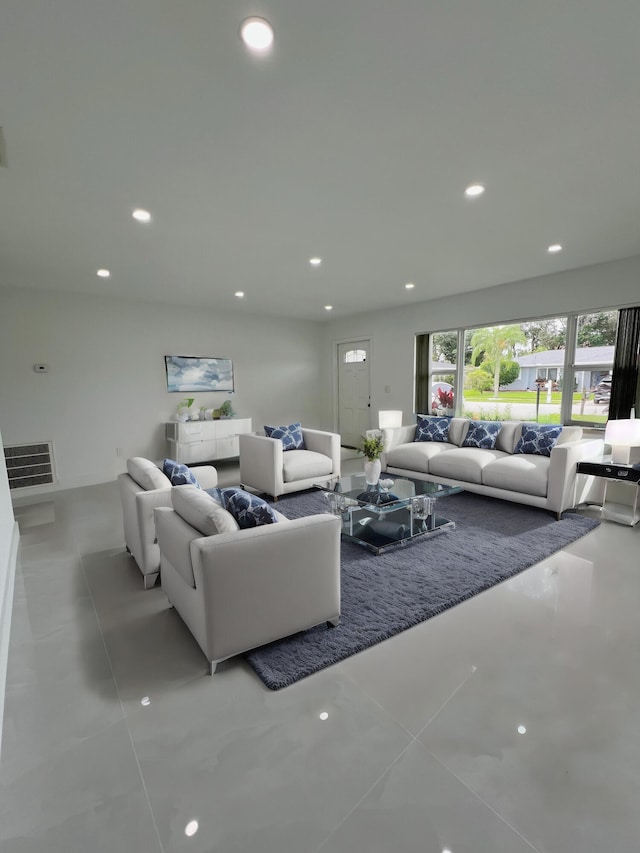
[576,458,640,526]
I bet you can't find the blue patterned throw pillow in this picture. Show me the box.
[264,422,305,451]
[514,424,562,457]
[163,459,201,488]
[461,420,502,449]
[415,416,451,443]
[212,487,279,529]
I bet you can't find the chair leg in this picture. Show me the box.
[209,660,219,676]
[143,572,159,590]
[327,616,340,628]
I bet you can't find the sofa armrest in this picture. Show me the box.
[301,429,341,476]
[239,432,284,497]
[547,437,605,515]
[191,465,218,490]
[191,514,341,661]
[382,425,417,451]
[133,487,173,573]
[380,425,417,469]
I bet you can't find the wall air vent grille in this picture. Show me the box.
[4,442,56,490]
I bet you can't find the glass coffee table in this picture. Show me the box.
[314,473,463,555]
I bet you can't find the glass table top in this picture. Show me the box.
[313,473,462,555]
[315,472,463,510]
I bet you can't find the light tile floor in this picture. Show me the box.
[1,461,639,852]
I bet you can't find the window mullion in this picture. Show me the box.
[562,316,577,423]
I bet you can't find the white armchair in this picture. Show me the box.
[117,457,218,589]
[239,428,341,499]
[154,486,341,674]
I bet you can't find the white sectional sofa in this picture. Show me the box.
[381,418,604,518]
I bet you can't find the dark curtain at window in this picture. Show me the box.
[415,334,430,414]
[609,307,640,420]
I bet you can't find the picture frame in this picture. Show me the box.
[164,355,234,393]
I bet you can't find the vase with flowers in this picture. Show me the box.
[433,387,455,417]
[361,434,385,485]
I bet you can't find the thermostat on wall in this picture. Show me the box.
[34,363,49,373]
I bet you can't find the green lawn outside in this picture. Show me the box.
[459,389,608,425]
[462,390,582,404]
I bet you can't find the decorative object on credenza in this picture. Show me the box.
[219,400,235,418]
[165,355,234,393]
[361,434,385,485]
[176,397,195,422]
[604,418,640,464]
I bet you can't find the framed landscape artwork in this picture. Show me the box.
[165,355,234,393]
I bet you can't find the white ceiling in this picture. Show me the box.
[1,0,639,320]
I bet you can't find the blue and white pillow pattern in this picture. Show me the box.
[415,416,450,443]
[264,422,305,451]
[514,424,562,457]
[462,420,502,449]
[163,458,201,488]
[213,487,279,528]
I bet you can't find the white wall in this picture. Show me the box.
[0,427,19,760]
[0,288,325,491]
[321,255,640,427]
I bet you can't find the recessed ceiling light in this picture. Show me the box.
[464,184,485,198]
[518,725,527,734]
[310,257,322,266]
[548,243,563,254]
[96,269,110,278]
[240,17,274,52]
[324,305,333,311]
[132,208,152,223]
[184,820,199,837]
[235,291,244,298]
[405,282,415,290]
[319,711,329,720]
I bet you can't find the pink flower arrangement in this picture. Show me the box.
[435,387,454,409]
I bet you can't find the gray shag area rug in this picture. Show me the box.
[245,491,599,690]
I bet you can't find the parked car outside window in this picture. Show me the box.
[593,378,612,404]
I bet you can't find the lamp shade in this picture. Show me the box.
[378,410,403,429]
[604,419,640,464]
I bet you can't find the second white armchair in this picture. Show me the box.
[240,427,341,500]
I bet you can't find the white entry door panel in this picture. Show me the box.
[338,340,371,447]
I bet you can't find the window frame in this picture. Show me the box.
[417,307,627,429]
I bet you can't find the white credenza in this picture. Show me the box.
[165,418,252,464]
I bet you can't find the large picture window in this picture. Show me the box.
[416,308,629,427]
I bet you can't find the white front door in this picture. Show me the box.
[337,340,371,447]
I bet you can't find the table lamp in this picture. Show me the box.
[378,410,403,429]
[604,419,640,465]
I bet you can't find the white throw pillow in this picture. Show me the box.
[127,457,171,491]
[171,485,239,535]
